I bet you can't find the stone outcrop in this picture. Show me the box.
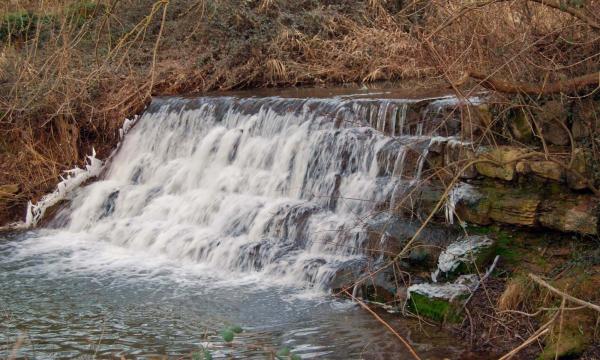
[538,100,570,146]
[488,194,540,226]
[509,109,533,141]
[455,183,541,226]
[364,212,455,266]
[571,98,600,141]
[538,196,599,235]
[474,146,527,181]
[472,145,596,191]
[566,148,590,190]
[516,159,564,181]
[460,104,492,141]
[454,182,599,235]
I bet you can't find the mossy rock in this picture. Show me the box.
[475,146,527,181]
[539,325,589,360]
[509,108,533,142]
[407,292,463,323]
[493,231,521,265]
[466,226,521,265]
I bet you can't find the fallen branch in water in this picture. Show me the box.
[343,289,423,360]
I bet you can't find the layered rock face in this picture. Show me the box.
[424,98,600,236]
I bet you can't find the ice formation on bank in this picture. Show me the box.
[408,274,479,301]
[445,182,478,225]
[22,115,141,228]
[431,235,493,282]
[24,150,103,227]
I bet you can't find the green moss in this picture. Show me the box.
[437,234,500,281]
[494,231,520,265]
[229,325,243,334]
[0,10,56,42]
[465,225,492,235]
[408,293,463,323]
[220,329,234,342]
[539,328,588,360]
[192,350,213,360]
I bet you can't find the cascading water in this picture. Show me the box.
[1,93,487,359]
[45,95,462,289]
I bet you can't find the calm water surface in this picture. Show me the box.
[0,230,477,359]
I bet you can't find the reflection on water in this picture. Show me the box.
[1,231,478,359]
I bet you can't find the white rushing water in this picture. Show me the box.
[37,96,466,289]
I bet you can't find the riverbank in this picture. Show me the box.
[1,1,599,359]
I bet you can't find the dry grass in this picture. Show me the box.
[498,275,531,311]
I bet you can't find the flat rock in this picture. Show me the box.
[489,195,540,226]
[475,146,527,181]
[538,196,599,235]
[516,160,564,181]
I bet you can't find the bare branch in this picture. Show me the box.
[529,273,600,313]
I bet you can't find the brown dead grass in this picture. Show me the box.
[498,275,530,312]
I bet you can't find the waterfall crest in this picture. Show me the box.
[53,95,466,288]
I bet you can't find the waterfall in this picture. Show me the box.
[49,95,466,289]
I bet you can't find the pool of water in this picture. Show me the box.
[0,230,481,359]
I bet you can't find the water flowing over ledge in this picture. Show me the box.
[12,94,474,290]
